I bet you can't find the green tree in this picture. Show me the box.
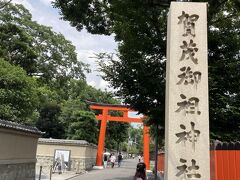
[36,85,61,105]
[105,122,130,151]
[59,79,118,127]
[0,58,38,123]
[58,79,126,144]
[36,102,64,139]
[0,2,87,86]
[207,1,240,141]
[54,0,240,141]
[66,111,98,144]
[129,126,143,153]
[53,0,169,129]
[64,79,117,103]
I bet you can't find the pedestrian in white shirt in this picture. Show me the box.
[138,155,141,162]
[110,153,116,168]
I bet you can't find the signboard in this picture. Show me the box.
[53,149,71,172]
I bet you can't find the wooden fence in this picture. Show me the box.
[157,141,240,180]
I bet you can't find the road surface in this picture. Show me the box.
[72,158,139,180]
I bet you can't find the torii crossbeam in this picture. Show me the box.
[85,101,150,170]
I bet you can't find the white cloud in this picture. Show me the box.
[98,79,110,90]
[39,0,53,6]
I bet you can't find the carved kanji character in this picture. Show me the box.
[180,40,198,64]
[177,66,201,86]
[187,159,201,179]
[178,11,199,37]
[176,122,200,151]
[176,159,201,179]
[175,94,201,115]
[176,158,188,178]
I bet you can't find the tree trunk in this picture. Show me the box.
[155,126,158,180]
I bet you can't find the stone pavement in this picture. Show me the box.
[71,159,162,180]
[36,159,163,180]
[36,167,84,180]
[71,158,137,180]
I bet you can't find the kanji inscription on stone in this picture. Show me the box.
[177,66,201,86]
[165,2,209,180]
[180,40,198,64]
[178,11,199,37]
[176,122,200,151]
[175,94,201,115]
[176,158,201,179]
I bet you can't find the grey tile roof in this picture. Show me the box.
[84,100,130,108]
[38,138,93,146]
[0,119,43,135]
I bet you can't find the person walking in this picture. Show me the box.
[118,153,123,167]
[110,153,116,168]
[138,155,141,162]
[133,162,147,180]
[103,153,108,168]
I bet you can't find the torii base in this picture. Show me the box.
[92,166,104,170]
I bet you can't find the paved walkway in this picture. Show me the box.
[36,167,82,180]
[36,159,163,180]
[72,158,140,180]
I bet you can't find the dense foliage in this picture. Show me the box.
[0,2,87,86]
[66,111,98,144]
[54,0,240,141]
[36,102,64,139]
[0,1,131,150]
[0,59,38,123]
[105,122,130,151]
[128,126,143,154]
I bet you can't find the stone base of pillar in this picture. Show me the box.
[92,166,104,170]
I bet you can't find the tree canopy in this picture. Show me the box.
[54,0,240,141]
[66,110,98,144]
[36,102,64,139]
[105,121,130,151]
[0,2,131,149]
[0,58,38,123]
[128,126,143,154]
[0,2,88,85]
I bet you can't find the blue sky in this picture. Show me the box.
[13,0,117,90]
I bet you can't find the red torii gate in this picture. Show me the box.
[86,101,150,170]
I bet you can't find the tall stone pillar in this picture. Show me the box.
[165,2,210,180]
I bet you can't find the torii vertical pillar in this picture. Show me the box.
[95,108,107,168]
[143,125,150,170]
